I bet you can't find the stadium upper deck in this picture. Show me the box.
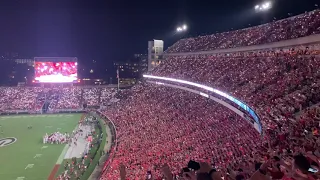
[166,10,320,53]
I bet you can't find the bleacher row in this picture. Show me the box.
[0,87,117,112]
[98,10,320,180]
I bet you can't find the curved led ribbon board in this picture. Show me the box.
[143,74,263,134]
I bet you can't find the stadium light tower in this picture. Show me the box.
[176,24,188,32]
[255,1,272,12]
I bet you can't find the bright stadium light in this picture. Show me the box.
[255,1,272,12]
[176,24,188,32]
[182,24,187,30]
[262,2,270,9]
[265,2,271,7]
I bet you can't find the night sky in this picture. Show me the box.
[0,0,318,77]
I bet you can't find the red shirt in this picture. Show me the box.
[282,176,294,180]
[279,134,286,141]
[270,171,284,179]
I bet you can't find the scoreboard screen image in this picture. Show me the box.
[34,61,77,83]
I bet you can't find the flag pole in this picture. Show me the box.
[117,68,120,91]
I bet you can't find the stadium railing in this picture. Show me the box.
[144,76,263,134]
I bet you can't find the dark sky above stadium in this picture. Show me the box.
[0,0,318,77]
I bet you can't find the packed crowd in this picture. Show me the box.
[83,87,100,107]
[100,88,118,106]
[0,87,42,111]
[99,44,320,179]
[166,10,320,53]
[101,86,262,179]
[152,46,320,130]
[55,87,82,109]
[56,158,88,180]
[0,86,116,112]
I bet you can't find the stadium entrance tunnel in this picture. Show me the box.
[143,74,263,134]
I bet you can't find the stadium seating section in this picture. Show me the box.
[166,10,320,53]
[0,87,117,112]
[99,10,320,179]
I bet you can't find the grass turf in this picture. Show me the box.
[0,114,81,180]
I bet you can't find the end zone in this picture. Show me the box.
[47,144,69,180]
[48,164,60,180]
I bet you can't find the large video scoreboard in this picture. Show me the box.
[34,57,78,83]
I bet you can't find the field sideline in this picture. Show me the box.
[0,114,81,180]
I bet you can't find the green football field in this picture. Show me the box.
[0,114,82,180]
